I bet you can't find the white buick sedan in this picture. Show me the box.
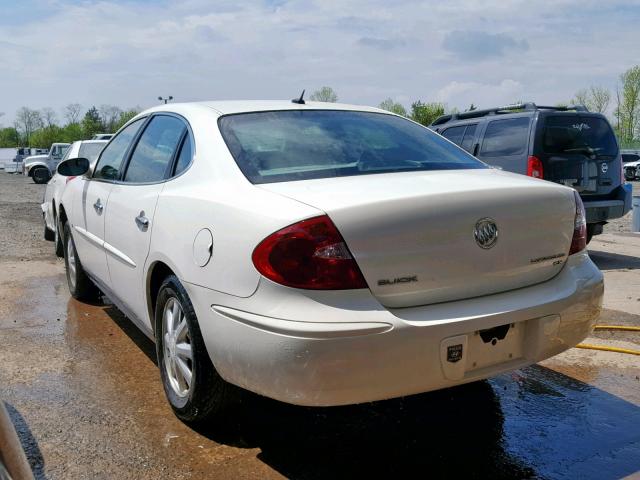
[57,100,603,424]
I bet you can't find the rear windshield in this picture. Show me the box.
[79,142,106,162]
[543,116,618,157]
[219,110,486,184]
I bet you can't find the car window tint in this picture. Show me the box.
[78,142,106,163]
[174,135,192,176]
[93,119,144,180]
[219,110,486,184]
[543,116,618,157]
[480,117,530,157]
[461,124,477,153]
[124,116,186,183]
[441,126,465,145]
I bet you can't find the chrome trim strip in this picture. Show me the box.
[72,224,136,268]
[103,242,136,268]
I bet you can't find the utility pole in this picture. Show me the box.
[158,96,173,104]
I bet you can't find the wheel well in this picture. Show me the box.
[147,262,175,332]
[58,205,68,227]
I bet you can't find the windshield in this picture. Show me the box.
[79,142,106,162]
[543,116,618,157]
[219,110,486,184]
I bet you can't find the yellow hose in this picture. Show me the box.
[574,324,640,355]
[575,344,640,355]
[593,325,640,332]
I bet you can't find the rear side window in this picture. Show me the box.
[441,126,465,145]
[173,135,192,176]
[93,119,144,180]
[219,110,486,184]
[543,116,618,157]
[480,117,530,157]
[124,115,186,183]
[460,124,477,153]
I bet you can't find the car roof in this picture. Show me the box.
[141,100,390,117]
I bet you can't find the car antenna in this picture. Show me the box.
[291,89,306,104]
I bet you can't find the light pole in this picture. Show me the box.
[158,96,173,104]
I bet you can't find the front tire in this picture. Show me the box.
[155,275,237,425]
[32,167,51,184]
[63,222,100,300]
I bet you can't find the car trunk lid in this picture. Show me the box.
[260,169,575,307]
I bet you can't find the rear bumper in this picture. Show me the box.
[583,183,632,223]
[187,252,603,407]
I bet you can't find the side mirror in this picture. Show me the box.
[57,157,90,177]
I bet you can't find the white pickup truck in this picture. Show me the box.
[23,143,70,184]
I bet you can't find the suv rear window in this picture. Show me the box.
[480,117,530,157]
[543,116,618,157]
[219,110,486,184]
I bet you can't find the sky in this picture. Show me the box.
[1,0,639,124]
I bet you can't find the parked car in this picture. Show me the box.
[57,100,603,425]
[622,152,640,180]
[92,133,114,140]
[23,143,70,184]
[431,103,632,242]
[42,139,108,257]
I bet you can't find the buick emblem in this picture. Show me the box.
[474,218,498,249]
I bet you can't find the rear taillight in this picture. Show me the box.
[569,191,587,255]
[252,215,367,290]
[527,155,544,179]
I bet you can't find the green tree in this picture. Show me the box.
[409,101,446,126]
[0,127,20,147]
[310,86,338,103]
[378,98,407,116]
[615,66,640,146]
[112,108,140,132]
[82,106,104,138]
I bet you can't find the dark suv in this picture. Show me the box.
[431,103,632,242]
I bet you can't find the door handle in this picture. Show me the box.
[135,211,149,231]
[93,199,103,214]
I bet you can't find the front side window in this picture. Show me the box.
[124,115,186,183]
[219,110,486,184]
[93,119,144,180]
[480,117,530,157]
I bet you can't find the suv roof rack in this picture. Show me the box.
[430,102,589,127]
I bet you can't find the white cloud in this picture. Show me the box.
[0,0,638,124]
[436,79,524,110]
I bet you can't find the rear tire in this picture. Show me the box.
[54,216,64,258]
[63,222,100,301]
[32,167,50,184]
[155,275,238,425]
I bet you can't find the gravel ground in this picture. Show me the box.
[0,173,54,261]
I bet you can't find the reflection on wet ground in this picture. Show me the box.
[1,263,639,479]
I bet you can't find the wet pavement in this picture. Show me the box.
[1,173,639,479]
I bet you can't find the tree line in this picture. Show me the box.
[0,104,140,148]
[3,66,639,150]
